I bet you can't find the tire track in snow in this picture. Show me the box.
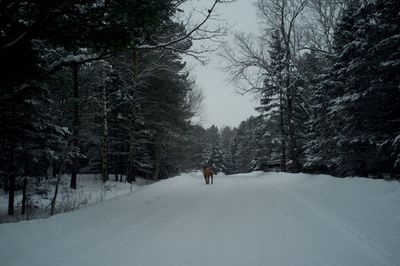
[268,179,398,266]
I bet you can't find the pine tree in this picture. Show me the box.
[301,52,334,173]
[0,82,68,215]
[204,144,228,174]
[220,127,236,174]
[256,29,287,171]
[307,0,400,177]
[230,117,261,173]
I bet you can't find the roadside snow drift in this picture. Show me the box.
[1,172,399,266]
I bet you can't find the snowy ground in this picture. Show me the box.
[0,174,145,223]
[1,171,399,266]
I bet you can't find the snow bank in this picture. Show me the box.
[0,174,141,223]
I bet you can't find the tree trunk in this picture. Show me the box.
[279,89,287,172]
[101,84,109,183]
[126,49,140,183]
[153,134,166,180]
[287,98,300,173]
[153,143,162,180]
[21,177,27,215]
[52,161,57,178]
[50,176,59,216]
[8,173,15,216]
[51,139,72,216]
[115,173,118,182]
[284,40,300,173]
[126,129,136,183]
[71,63,80,189]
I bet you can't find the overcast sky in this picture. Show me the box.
[184,0,259,129]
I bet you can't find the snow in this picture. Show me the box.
[0,174,143,223]
[1,172,400,266]
[48,53,100,70]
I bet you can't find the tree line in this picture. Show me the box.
[222,0,400,178]
[0,0,229,216]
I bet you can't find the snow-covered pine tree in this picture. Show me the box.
[230,117,262,173]
[308,0,400,177]
[203,143,228,174]
[393,135,400,177]
[220,126,236,174]
[367,0,400,177]
[251,121,272,172]
[256,29,288,171]
[0,82,68,215]
[301,51,335,173]
[179,125,208,171]
[325,0,372,176]
[206,125,221,147]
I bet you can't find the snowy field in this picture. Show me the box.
[1,171,399,266]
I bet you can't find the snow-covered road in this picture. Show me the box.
[1,172,400,266]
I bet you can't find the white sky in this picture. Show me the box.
[184,0,260,128]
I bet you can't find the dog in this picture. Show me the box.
[202,166,214,185]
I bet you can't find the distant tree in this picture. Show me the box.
[206,125,221,146]
[220,126,236,174]
[204,144,228,174]
[230,117,260,173]
[180,125,209,171]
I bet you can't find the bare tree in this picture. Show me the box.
[300,0,344,54]
[222,0,309,172]
[185,82,205,121]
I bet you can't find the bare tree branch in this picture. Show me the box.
[136,0,230,51]
[0,32,27,50]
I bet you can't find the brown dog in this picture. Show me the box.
[202,166,214,185]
